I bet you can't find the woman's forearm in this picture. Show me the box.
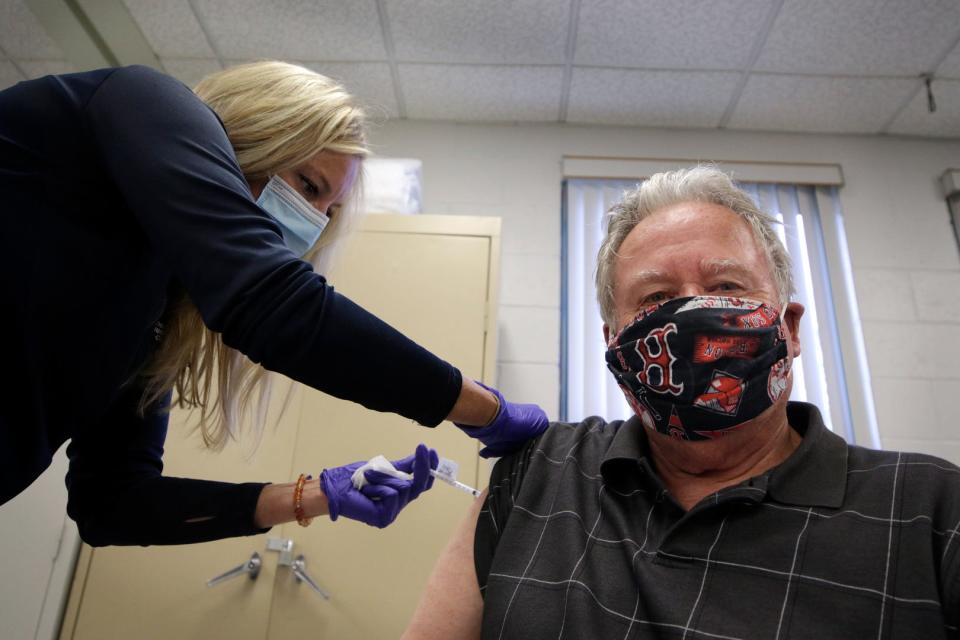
[444,378,499,427]
[251,382,497,529]
[253,478,328,529]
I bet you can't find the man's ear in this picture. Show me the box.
[783,302,805,358]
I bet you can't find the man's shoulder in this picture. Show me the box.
[487,416,628,497]
[847,443,960,476]
[845,444,960,512]
[536,415,626,452]
[529,416,630,474]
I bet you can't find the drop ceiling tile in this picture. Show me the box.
[220,60,398,118]
[19,60,74,79]
[161,57,222,87]
[303,62,398,119]
[727,74,918,134]
[567,68,739,128]
[0,61,24,91]
[756,0,960,75]
[192,0,386,62]
[939,43,960,80]
[576,0,773,70]
[888,79,960,138]
[388,0,569,64]
[400,64,563,122]
[0,0,64,59]
[123,0,216,58]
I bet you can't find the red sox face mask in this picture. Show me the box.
[605,296,791,441]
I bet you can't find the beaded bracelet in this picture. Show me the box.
[293,473,313,527]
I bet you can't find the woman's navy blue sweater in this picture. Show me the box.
[0,66,461,545]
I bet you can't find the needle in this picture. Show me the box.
[430,470,481,497]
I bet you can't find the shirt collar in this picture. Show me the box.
[600,401,848,508]
[767,402,848,508]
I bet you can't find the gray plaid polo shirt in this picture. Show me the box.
[475,402,960,639]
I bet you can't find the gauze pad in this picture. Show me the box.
[350,455,412,490]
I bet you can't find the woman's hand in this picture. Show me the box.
[320,444,439,528]
[454,382,550,458]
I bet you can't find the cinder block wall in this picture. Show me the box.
[371,121,960,462]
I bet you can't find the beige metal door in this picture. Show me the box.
[61,379,304,640]
[59,215,500,640]
[267,221,497,639]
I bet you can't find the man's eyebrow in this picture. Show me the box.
[699,257,752,276]
[623,268,668,287]
[620,260,754,290]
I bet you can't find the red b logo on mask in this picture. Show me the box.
[633,323,684,396]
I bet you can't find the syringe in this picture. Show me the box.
[431,457,481,497]
[350,454,482,497]
[430,469,481,497]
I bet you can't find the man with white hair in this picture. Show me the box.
[402,167,960,639]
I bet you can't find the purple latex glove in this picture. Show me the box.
[455,382,550,458]
[320,444,439,529]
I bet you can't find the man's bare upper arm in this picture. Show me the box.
[402,488,487,640]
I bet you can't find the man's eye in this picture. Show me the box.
[714,282,741,292]
[299,174,319,198]
[644,292,668,303]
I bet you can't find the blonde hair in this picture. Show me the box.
[141,61,368,450]
[595,166,794,329]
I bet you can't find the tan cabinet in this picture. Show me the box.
[59,214,500,640]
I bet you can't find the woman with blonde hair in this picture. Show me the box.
[0,62,548,545]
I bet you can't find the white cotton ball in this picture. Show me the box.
[350,455,414,490]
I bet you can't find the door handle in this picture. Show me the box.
[291,554,331,600]
[206,551,262,587]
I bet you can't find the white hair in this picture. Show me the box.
[595,166,794,328]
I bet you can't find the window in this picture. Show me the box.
[561,161,880,446]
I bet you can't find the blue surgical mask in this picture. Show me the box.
[256,175,329,256]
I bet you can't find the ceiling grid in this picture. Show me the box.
[1,0,958,138]
[556,0,581,122]
[185,0,225,69]
[717,0,785,129]
[0,41,28,80]
[374,0,407,119]
[878,23,960,134]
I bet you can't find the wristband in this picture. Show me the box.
[294,473,313,527]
